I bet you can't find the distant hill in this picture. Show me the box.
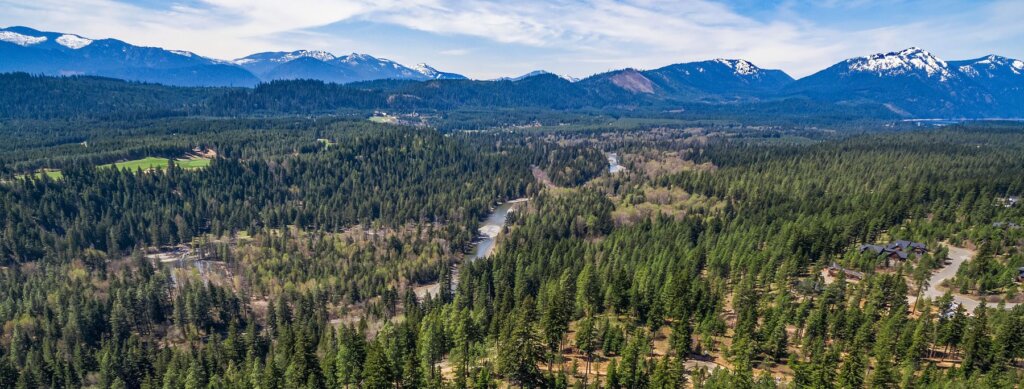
[0,72,896,123]
[0,26,259,87]
[1,27,1022,119]
[784,48,1024,117]
[233,51,466,84]
[0,26,465,86]
[580,59,793,101]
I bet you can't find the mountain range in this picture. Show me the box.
[2,26,1023,118]
[0,26,465,87]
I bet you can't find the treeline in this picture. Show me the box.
[0,73,214,120]
[0,73,899,126]
[545,146,609,187]
[0,117,365,171]
[0,124,541,264]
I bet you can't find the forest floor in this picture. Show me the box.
[531,165,558,189]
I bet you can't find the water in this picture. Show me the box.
[414,198,528,299]
[471,198,528,260]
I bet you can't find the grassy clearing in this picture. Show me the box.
[9,156,210,183]
[14,169,64,180]
[100,156,211,171]
[368,115,397,124]
[317,138,337,148]
[175,157,211,169]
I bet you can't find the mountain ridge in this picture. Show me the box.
[2,26,1023,118]
[0,26,467,86]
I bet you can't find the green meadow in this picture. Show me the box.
[12,157,211,181]
[100,156,211,171]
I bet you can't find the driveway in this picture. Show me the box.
[915,245,1018,311]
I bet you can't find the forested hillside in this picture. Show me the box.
[0,73,898,124]
[2,115,1023,388]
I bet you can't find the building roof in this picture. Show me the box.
[885,240,927,252]
[859,244,885,254]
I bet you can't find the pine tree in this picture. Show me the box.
[606,358,620,389]
[649,356,684,389]
[498,302,545,388]
[961,304,992,376]
[837,346,865,389]
[669,319,692,359]
[362,341,395,389]
[575,315,598,384]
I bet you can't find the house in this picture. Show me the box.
[998,196,1020,207]
[993,221,1021,229]
[886,240,927,254]
[885,250,909,261]
[858,244,885,255]
[941,302,962,319]
[858,239,927,267]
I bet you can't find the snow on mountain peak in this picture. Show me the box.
[339,53,375,64]
[958,65,979,77]
[170,50,196,58]
[0,30,47,46]
[513,70,579,82]
[414,63,440,77]
[957,54,1024,77]
[713,59,758,76]
[279,50,336,62]
[847,47,953,81]
[56,34,92,49]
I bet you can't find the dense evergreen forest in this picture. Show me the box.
[0,73,898,128]
[1,89,1024,389]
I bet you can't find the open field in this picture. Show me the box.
[100,156,211,171]
[14,169,64,180]
[9,156,211,181]
[369,115,398,124]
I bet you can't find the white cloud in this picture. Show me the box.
[0,0,1021,78]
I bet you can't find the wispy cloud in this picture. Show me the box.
[1,0,1021,78]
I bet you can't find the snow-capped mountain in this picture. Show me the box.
[413,63,468,80]
[0,26,259,87]
[2,26,1022,118]
[1,26,465,86]
[333,53,430,81]
[952,54,1024,78]
[948,55,1024,113]
[233,51,466,84]
[642,59,792,98]
[579,58,792,100]
[843,47,955,81]
[497,70,579,82]
[783,47,1023,117]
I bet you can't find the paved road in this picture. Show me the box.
[915,245,1018,311]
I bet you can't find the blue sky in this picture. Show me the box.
[2,0,1022,79]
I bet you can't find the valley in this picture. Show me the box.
[1,15,1024,389]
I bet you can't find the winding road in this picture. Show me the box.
[915,245,1018,311]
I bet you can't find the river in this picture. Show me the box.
[471,198,529,259]
[415,198,528,299]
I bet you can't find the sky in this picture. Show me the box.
[2,0,1023,79]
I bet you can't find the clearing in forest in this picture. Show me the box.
[100,156,211,171]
